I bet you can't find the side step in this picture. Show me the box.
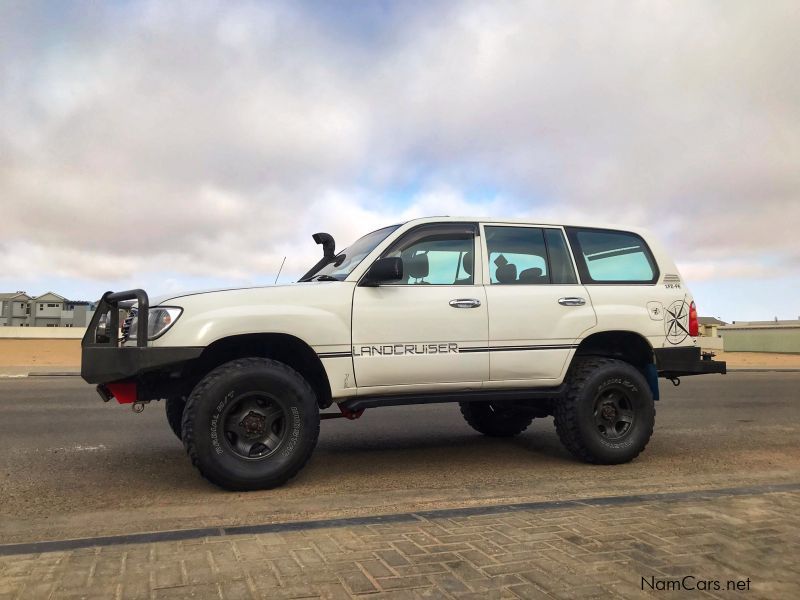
[339,385,565,413]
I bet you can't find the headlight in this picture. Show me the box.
[128,307,182,341]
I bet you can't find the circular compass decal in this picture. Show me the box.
[664,300,689,344]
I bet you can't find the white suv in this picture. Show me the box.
[82,217,725,490]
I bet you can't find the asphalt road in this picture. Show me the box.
[1,373,798,544]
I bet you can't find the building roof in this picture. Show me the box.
[0,292,30,300]
[698,317,727,326]
[32,292,66,303]
[722,319,800,330]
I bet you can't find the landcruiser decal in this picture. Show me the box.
[664,300,690,344]
[318,344,579,358]
[355,343,458,356]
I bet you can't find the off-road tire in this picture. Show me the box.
[182,357,320,491]
[554,357,655,464]
[165,396,186,441]
[459,401,534,437]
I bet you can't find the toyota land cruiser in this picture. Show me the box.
[82,217,725,490]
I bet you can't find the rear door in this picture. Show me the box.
[481,224,597,383]
[351,222,489,389]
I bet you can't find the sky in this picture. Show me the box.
[1,0,799,322]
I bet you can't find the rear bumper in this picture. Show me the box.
[654,346,726,378]
[82,346,203,384]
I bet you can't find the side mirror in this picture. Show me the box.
[361,257,403,287]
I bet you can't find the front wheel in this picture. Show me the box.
[554,357,655,464]
[182,358,320,491]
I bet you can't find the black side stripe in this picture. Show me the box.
[318,352,353,358]
[318,345,578,358]
[460,345,578,353]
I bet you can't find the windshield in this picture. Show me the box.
[304,224,400,281]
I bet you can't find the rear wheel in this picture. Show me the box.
[459,401,534,437]
[554,357,655,464]
[182,358,320,491]
[165,396,186,441]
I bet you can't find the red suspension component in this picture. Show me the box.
[339,405,365,420]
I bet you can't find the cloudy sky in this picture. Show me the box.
[1,0,798,320]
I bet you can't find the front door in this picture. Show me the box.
[481,224,597,383]
[352,222,489,389]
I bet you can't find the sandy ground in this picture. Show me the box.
[0,339,80,368]
[712,350,800,368]
[0,339,797,370]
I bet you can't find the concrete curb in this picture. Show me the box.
[27,371,81,377]
[0,481,797,557]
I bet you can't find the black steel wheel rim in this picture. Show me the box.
[221,392,288,460]
[593,386,635,441]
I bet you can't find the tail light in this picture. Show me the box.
[688,301,699,337]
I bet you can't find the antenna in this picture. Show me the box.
[274,257,286,284]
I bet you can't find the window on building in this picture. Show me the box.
[39,304,44,310]
[47,303,59,308]
[46,323,58,327]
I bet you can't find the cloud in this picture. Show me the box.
[1,0,798,302]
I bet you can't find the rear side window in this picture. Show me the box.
[566,228,658,284]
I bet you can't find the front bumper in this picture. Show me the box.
[654,346,726,379]
[81,289,202,384]
[82,345,203,384]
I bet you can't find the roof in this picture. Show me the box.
[698,317,727,326]
[401,216,652,236]
[32,292,66,302]
[722,320,800,330]
[0,292,30,300]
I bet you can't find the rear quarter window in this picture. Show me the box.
[566,228,659,284]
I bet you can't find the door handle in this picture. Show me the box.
[558,297,586,306]
[449,298,481,309]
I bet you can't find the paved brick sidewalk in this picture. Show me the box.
[1,489,798,600]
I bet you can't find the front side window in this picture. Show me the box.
[485,226,577,285]
[566,228,658,283]
[380,223,476,285]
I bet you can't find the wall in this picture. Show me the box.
[721,328,800,353]
[699,337,724,351]
[0,327,86,339]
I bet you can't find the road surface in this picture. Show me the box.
[1,373,798,544]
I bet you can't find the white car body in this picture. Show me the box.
[147,216,698,401]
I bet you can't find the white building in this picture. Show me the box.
[0,291,97,327]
